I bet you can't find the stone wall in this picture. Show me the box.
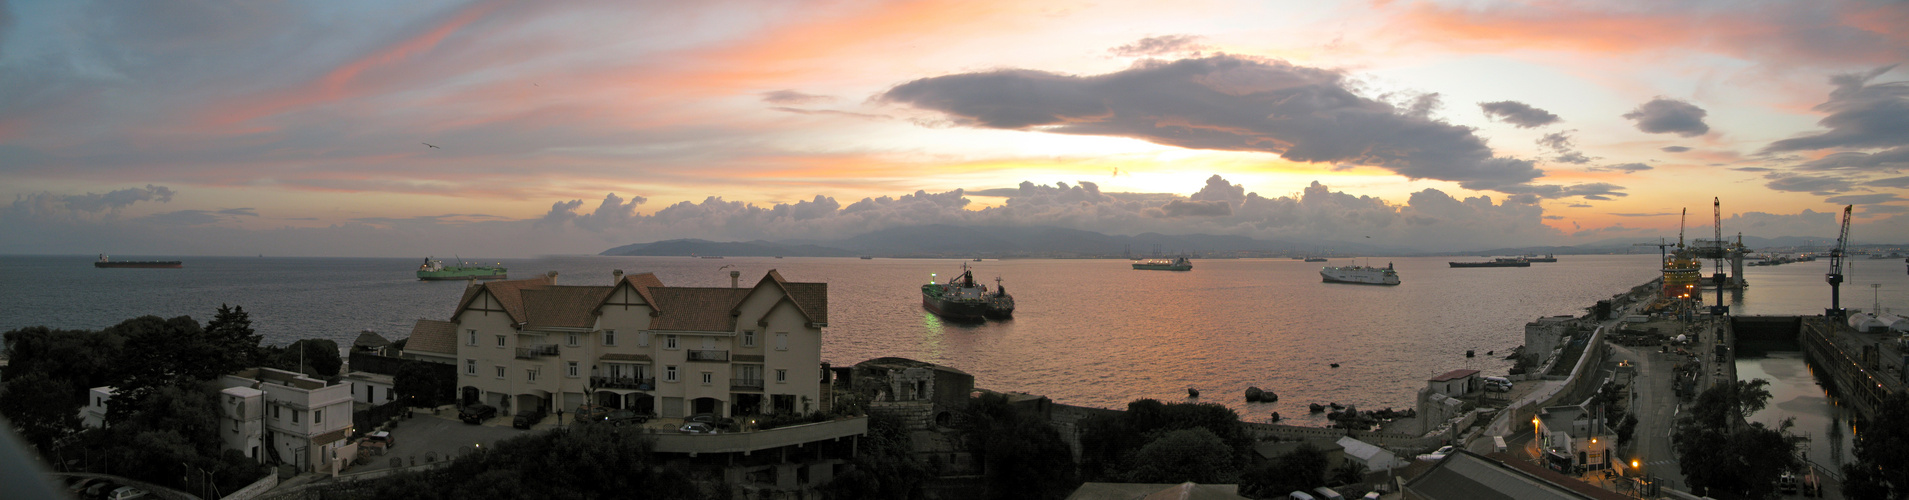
[869,400,936,431]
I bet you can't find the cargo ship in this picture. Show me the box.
[417,257,507,281]
[1449,257,1531,268]
[1526,254,1558,262]
[922,264,993,322]
[1303,256,1328,262]
[1132,256,1193,271]
[1320,263,1400,285]
[94,254,182,269]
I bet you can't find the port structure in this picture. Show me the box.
[1825,205,1853,321]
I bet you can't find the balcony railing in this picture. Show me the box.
[687,350,729,362]
[592,376,655,390]
[730,378,764,390]
[514,344,559,359]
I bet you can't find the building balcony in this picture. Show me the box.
[687,350,729,362]
[592,376,655,391]
[515,344,559,359]
[730,378,764,390]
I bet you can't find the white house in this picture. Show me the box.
[1426,369,1479,398]
[219,367,355,472]
[1335,436,1405,471]
[219,386,265,462]
[343,371,396,406]
[1534,405,1619,474]
[78,386,114,428]
[446,269,829,420]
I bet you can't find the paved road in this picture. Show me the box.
[1610,343,1686,490]
[341,408,531,474]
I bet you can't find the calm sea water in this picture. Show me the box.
[6,253,1901,426]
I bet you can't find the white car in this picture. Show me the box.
[1416,445,1455,461]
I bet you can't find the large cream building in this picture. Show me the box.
[435,269,829,420]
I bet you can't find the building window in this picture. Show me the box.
[604,330,617,346]
[292,410,300,424]
[273,405,280,419]
[385,388,394,401]
[637,331,649,347]
[567,333,578,346]
[495,366,506,379]
[467,329,477,345]
[701,372,713,385]
[665,335,678,350]
[465,359,476,375]
[775,332,788,351]
[743,330,757,347]
[665,365,678,382]
[567,362,580,378]
[315,409,323,424]
[496,335,506,347]
[527,369,538,382]
[776,369,787,383]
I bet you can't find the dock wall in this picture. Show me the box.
[1798,317,1900,421]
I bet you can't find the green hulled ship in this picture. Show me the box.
[417,257,507,281]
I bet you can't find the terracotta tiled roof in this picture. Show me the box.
[353,331,391,348]
[1429,369,1480,382]
[451,276,553,324]
[405,319,457,355]
[649,288,751,331]
[781,282,829,325]
[522,286,612,329]
[599,353,653,362]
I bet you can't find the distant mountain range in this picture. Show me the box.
[600,224,1898,259]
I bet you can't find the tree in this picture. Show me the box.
[1240,444,1328,498]
[108,315,216,423]
[0,373,81,452]
[1125,428,1237,484]
[0,325,126,453]
[265,339,342,378]
[820,413,930,500]
[394,361,449,407]
[365,420,699,499]
[204,304,264,371]
[1672,379,1798,500]
[965,392,1079,500]
[1077,399,1250,482]
[1843,392,1909,499]
[81,381,269,495]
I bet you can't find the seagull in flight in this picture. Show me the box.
[718,264,735,270]
[423,143,440,149]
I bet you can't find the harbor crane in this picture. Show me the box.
[1826,205,1853,321]
[1709,198,1728,315]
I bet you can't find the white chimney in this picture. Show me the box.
[730,271,741,288]
[546,270,559,284]
[613,269,624,284]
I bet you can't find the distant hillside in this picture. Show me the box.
[599,239,856,257]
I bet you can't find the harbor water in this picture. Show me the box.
[0,253,1796,426]
[1730,256,1909,472]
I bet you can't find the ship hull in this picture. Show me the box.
[418,269,508,280]
[922,294,988,322]
[1448,262,1530,268]
[1131,263,1192,271]
[1320,274,1399,285]
[1320,267,1400,285]
[95,261,182,269]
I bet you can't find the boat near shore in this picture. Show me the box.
[1133,256,1193,271]
[1449,257,1531,268]
[922,263,997,322]
[94,254,182,269]
[416,257,507,281]
[1320,263,1400,285]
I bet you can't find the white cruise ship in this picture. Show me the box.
[1319,262,1401,286]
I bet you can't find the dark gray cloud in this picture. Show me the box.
[1764,174,1854,194]
[1589,162,1653,174]
[1661,146,1691,153]
[543,193,647,232]
[881,55,1544,191]
[1110,35,1208,57]
[1872,176,1909,188]
[63,184,177,212]
[1732,167,1775,173]
[1610,212,1676,217]
[1480,101,1561,128]
[1763,66,1909,154]
[1495,182,1628,201]
[761,90,833,105]
[218,208,258,217]
[1826,193,1901,205]
[1622,98,1710,137]
[1861,205,1909,215]
[5,185,176,222]
[1535,130,1592,164]
[1567,203,1592,208]
[1795,146,1909,171]
[1150,199,1232,217]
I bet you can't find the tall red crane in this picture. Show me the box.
[1826,205,1853,320]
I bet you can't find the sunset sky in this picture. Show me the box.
[3,0,1907,256]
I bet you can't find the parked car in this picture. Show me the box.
[106,486,150,500]
[458,404,497,424]
[678,422,716,434]
[513,407,548,429]
[1416,445,1456,461]
[602,409,650,426]
[365,430,394,448]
